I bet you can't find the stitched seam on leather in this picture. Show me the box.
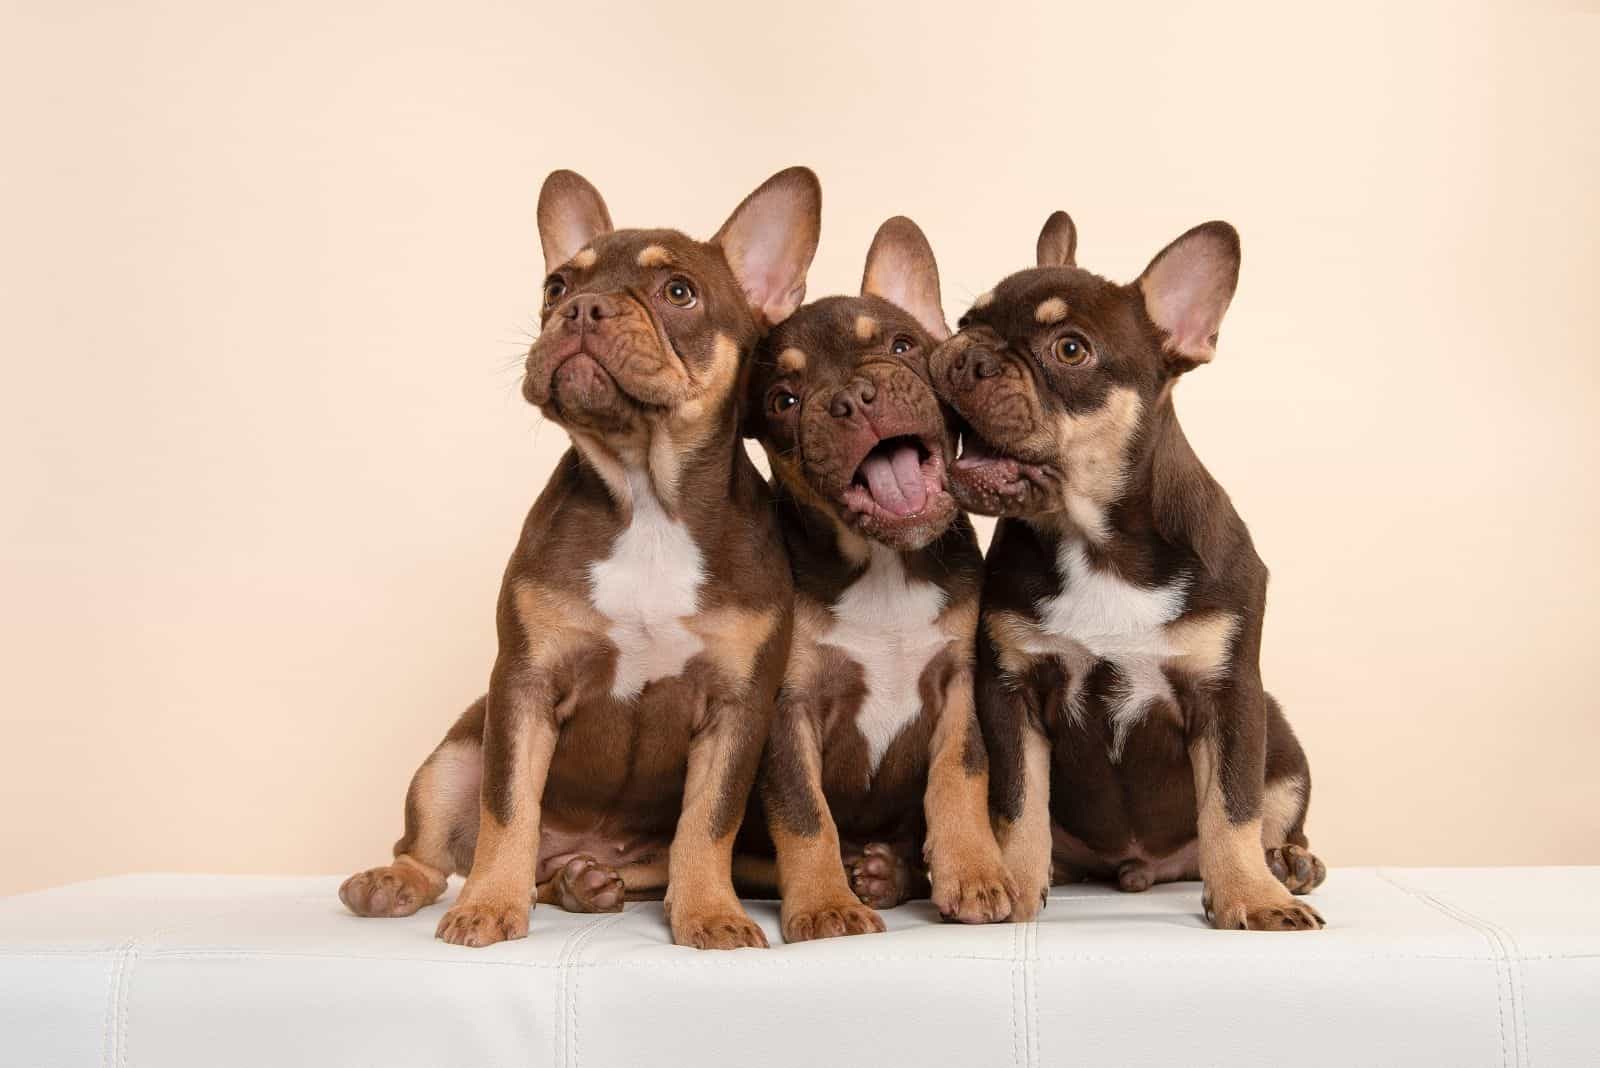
[1417,879,1532,1066]
[1010,922,1023,1068]
[117,939,140,1068]
[553,915,591,1068]
[100,939,133,1068]
[566,908,627,1068]
[1377,869,1514,1067]
[1026,916,1040,1067]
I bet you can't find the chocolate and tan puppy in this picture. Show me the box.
[339,167,821,949]
[742,218,1016,943]
[930,213,1326,930]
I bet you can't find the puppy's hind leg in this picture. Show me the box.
[1260,694,1327,895]
[340,698,485,918]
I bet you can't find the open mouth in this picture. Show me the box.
[948,414,1028,498]
[841,435,947,520]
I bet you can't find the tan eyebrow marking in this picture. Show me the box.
[1035,297,1069,324]
[777,347,807,373]
[971,290,994,310]
[636,245,671,268]
[854,315,879,341]
[570,247,597,269]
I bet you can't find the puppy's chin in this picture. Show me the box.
[528,354,639,435]
[842,489,960,550]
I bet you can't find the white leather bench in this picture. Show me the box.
[2,868,1594,1066]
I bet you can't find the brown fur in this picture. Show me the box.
[341,168,821,950]
[931,213,1325,930]
[739,218,1015,941]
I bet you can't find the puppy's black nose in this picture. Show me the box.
[562,294,617,324]
[828,378,876,420]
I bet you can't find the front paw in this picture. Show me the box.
[999,855,1050,922]
[1203,880,1324,931]
[673,904,769,950]
[781,897,885,943]
[930,851,1017,924]
[435,899,529,947]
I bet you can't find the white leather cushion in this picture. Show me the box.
[2,868,1595,1066]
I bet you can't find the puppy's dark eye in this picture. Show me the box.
[890,336,914,356]
[1053,334,1091,366]
[770,390,799,414]
[663,277,698,308]
[544,276,567,305]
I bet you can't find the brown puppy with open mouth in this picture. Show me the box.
[339,167,820,949]
[930,213,1326,930]
[741,218,1017,942]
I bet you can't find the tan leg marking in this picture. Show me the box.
[1191,741,1323,930]
[436,712,559,947]
[769,719,885,943]
[924,668,1016,924]
[998,722,1053,921]
[1260,774,1306,847]
[1260,774,1326,893]
[341,736,481,918]
[667,725,769,950]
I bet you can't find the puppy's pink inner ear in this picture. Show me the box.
[861,217,950,341]
[714,168,821,327]
[1139,226,1239,364]
[726,217,811,325]
[537,170,613,271]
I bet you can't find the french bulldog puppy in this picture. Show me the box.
[930,213,1326,930]
[340,167,821,949]
[742,218,1017,943]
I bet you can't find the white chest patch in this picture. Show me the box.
[587,469,706,700]
[1024,540,1188,762]
[819,545,948,776]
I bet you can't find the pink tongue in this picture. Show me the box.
[861,445,927,517]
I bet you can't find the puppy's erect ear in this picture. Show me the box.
[713,167,822,328]
[861,216,950,341]
[537,170,614,270]
[1036,211,1078,268]
[1137,221,1240,365]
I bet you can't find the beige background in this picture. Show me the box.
[3,1,1597,897]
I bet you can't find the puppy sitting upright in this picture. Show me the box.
[743,218,1016,942]
[931,213,1326,930]
[339,168,820,949]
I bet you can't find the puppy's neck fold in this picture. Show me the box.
[568,410,740,525]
